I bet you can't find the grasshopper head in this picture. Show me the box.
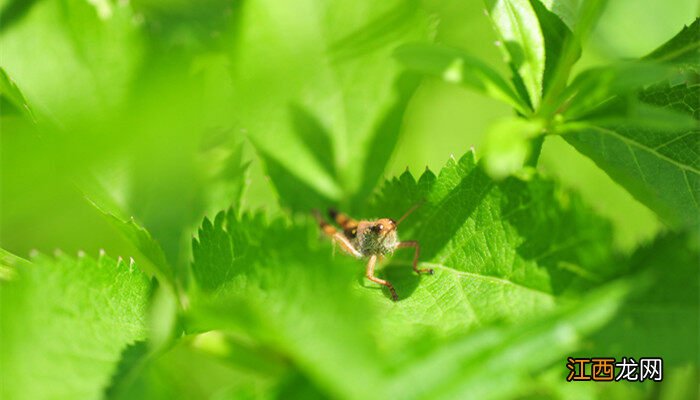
[358,218,398,255]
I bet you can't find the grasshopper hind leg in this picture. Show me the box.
[312,210,362,258]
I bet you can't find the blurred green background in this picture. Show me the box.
[1,0,697,269]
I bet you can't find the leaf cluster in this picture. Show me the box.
[397,4,699,229]
[1,1,698,399]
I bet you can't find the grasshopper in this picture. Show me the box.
[313,206,432,300]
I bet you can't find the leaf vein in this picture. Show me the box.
[418,262,553,297]
[589,125,700,175]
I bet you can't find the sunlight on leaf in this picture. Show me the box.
[484,0,546,109]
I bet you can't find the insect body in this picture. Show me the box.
[313,207,433,301]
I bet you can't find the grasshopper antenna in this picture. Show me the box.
[396,201,423,226]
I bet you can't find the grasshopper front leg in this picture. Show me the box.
[365,254,398,301]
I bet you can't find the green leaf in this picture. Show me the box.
[530,0,580,97]
[267,71,419,212]
[644,17,699,68]
[591,231,699,367]
[560,15,695,121]
[200,140,251,217]
[0,67,35,120]
[0,249,150,400]
[0,0,41,33]
[328,0,424,61]
[190,210,386,399]
[104,341,152,400]
[101,213,173,282]
[393,43,529,114]
[484,0,546,109]
[536,0,608,118]
[561,81,700,229]
[79,176,174,285]
[366,152,616,334]
[105,337,280,400]
[537,0,579,31]
[190,210,267,292]
[578,99,697,132]
[0,0,143,126]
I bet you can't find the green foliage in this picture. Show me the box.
[396,5,699,228]
[0,250,150,399]
[484,0,546,109]
[562,80,700,228]
[1,1,698,399]
[252,70,422,213]
[529,0,579,97]
[555,19,700,228]
[232,0,432,210]
[385,281,631,400]
[367,151,617,302]
[173,149,629,398]
[591,231,699,366]
[193,150,615,322]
